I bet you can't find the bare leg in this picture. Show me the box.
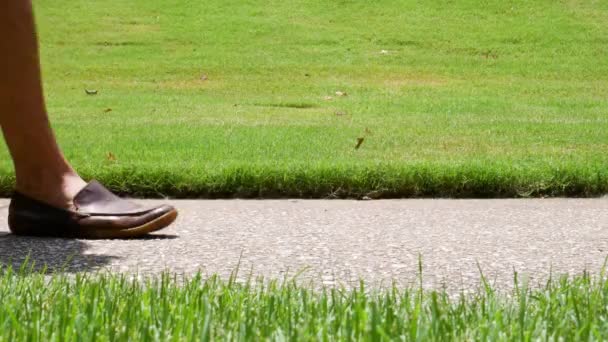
[0,0,86,209]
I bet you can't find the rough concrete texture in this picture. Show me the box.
[0,199,607,292]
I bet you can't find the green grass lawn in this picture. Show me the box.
[1,0,605,197]
[4,265,608,340]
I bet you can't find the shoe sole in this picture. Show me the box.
[84,209,179,239]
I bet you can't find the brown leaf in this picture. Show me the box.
[106,152,117,162]
[103,108,112,113]
[355,137,365,149]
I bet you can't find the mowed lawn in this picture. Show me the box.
[3,0,605,197]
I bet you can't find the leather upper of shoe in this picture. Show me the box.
[73,180,153,215]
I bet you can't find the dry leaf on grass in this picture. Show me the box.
[335,91,347,97]
[355,137,365,149]
[106,152,117,162]
[103,108,112,113]
[85,89,98,95]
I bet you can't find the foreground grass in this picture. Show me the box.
[3,266,608,341]
[0,0,605,197]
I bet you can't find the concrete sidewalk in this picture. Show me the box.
[0,199,607,292]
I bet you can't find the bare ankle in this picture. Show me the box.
[15,169,86,209]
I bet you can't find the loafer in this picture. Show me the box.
[8,180,178,239]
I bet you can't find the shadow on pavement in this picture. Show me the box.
[0,233,118,273]
[132,234,179,240]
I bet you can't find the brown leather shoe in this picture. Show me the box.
[8,180,178,239]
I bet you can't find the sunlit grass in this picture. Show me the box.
[3,262,608,340]
[0,0,604,197]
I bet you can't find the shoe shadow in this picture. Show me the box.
[0,233,118,273]
[129,233,179,240]
[0,232,178,273]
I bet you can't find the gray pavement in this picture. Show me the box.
[0,199,607,292]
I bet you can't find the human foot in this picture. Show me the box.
[9,180,178,238]
[15,170,87,210]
